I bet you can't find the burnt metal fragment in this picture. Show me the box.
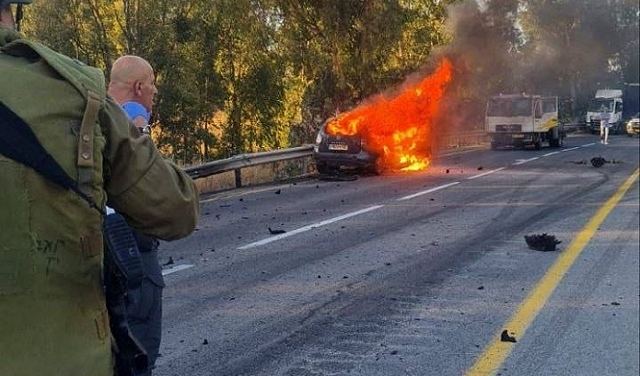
[500,330,517,343]
[590,156,607,167]
[524,233,561,252]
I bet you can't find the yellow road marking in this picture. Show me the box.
[466,168,639,376]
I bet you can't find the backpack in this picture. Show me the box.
[1,37,105,199]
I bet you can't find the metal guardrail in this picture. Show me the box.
[564,122,587,133]
[184,145,314,180]
[184,131,492,191]
[185,131,491,180]
[437,130,487,147]
[183,126,594,194]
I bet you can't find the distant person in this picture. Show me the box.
[1,2,199,376]
[599,105,611,145]
[108,55,163,376]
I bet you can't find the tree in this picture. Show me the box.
[274,0,454,141]
[519,0,639,106]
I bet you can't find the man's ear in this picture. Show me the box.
[135,81,143,96]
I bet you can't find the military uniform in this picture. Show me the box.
[0,26,199,376]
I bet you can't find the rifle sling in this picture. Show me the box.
[0,101,103,214]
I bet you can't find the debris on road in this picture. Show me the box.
[500,330,517,343]
[524,233,561,252]
[590,156,624,167]
[591,156,607,167]
[268,227,286,234]
[318,173,359,181]
[568,157,623,167]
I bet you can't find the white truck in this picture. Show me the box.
[585,89,624,134]
[486,94,564,150]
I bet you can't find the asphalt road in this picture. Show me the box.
[153,133,639,376]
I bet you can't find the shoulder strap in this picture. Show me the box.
[0,101,104,214]
[77,90,102,194]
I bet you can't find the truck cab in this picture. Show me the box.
[486,94,564,150]
[585,89,624,134]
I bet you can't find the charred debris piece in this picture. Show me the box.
[268,227,286,235]
[591,156,607,168]
[500,330,517,343]
[590,156,623,168]
[568,157,623,167]
[524,233,562,252]
[318,173,359,182]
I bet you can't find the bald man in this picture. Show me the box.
[108,55,163,376]
[109,55,157,132]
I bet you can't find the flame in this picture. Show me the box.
[325,58,453,172]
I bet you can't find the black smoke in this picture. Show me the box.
[437,0,639,128]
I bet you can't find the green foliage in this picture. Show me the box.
[19,0,639,164]
[518,0,639,116]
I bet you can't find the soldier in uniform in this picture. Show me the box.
[0,1,199,376]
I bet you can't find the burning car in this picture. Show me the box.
[313,118,380,174]
[313,58,454,175]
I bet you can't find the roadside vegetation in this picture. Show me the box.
[22,0,639,165]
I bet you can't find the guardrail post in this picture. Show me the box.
[234,168,242,188]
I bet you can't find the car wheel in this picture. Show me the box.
[365,164,382,176]
[316,163,334,175]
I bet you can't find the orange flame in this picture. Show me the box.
[325,58,453,172]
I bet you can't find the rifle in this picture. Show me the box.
[103,211,148,376]
[0,101,148,376]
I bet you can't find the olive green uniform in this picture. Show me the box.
[0,27,199,376]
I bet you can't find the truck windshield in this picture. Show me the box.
[588,98,613,112]
[487,97,532,117]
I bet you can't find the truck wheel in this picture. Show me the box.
[534,139,542,150]
[550,136,564,148]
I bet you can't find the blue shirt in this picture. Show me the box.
[122,101,150,123]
